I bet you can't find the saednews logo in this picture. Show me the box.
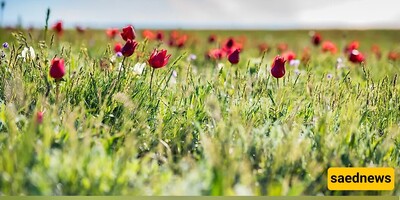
[328,167,395,191]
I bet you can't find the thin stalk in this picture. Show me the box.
[44,8,50,41]
[276,78,279,88]
[55,80,60,104]
[186,63,191,83]
[149,67,155,101]
[116,56,126,85]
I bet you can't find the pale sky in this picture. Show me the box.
[2,0,400,29]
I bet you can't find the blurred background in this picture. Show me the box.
[1,0,400,29]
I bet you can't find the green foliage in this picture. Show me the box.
[0,29,399,195]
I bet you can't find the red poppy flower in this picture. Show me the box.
[170,30,180,39]
[114,43,122,53]
[121,39,138,57]
[52,21,63,36]
[344,41,359,54]
[142,30,156,40]
[311,32,322,46]
[225,38,235,49]
[349,50,365,64]
[208,34,217,43]
[258,43,269,54]
[322,41,337,54]
[207,48,226,60]
[168,31,180,46]
[121,25,136,41]
[176,35,188,48]
[222,37,242,55]
[148,49,171,69]
[49,58,65,80]
[106,28,119,39]
[271,56,286,78]
[36,111,44,124]
[282,51,296,62]
[388,51,399,61]
[371,44,382,59]
[156,31,164,41]
[277,43,288,53]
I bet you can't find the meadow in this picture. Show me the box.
[0,27,399,195]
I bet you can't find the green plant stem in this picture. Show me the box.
[55,80,60,104]
[116,56,126,86]
[150,67,155,101]
[276,78,279,88]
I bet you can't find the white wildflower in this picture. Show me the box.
[20,46,36,61]
[169,70,178,85]
[192,66,198,74]
[21,47,28,59]
[336,57,346,69]
[29,47,35,59]
[294,68,301,75]
[289,59,300,67]
[217,63,224,71]
[234,184,253,195]
[187,54,197,62]
[110,55,117,63]
[117,62,123,71]
[172,70,178,77]
[133,62,145,75]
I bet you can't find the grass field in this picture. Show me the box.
[0,28,399,195]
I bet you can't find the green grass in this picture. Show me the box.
[0,28,399,195]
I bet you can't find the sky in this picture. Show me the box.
[1,0,400,29]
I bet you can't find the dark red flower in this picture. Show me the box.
[349,50,365,64]
[228,49,240,64]
[156,31,164,41]
[222,37,242,55]
[121,25,136,41]
[148,49,171,69]
[106,28,119,39]
[52,21,63,36]
[225,38,235,49]
[271,56,286,78]
[208,34,217,43]
[311,32,322,46]
[114,43,122,53]
[322,41,337,54]
[49,58,65,80]
[168,39,175,47]
[121,39,138,57]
